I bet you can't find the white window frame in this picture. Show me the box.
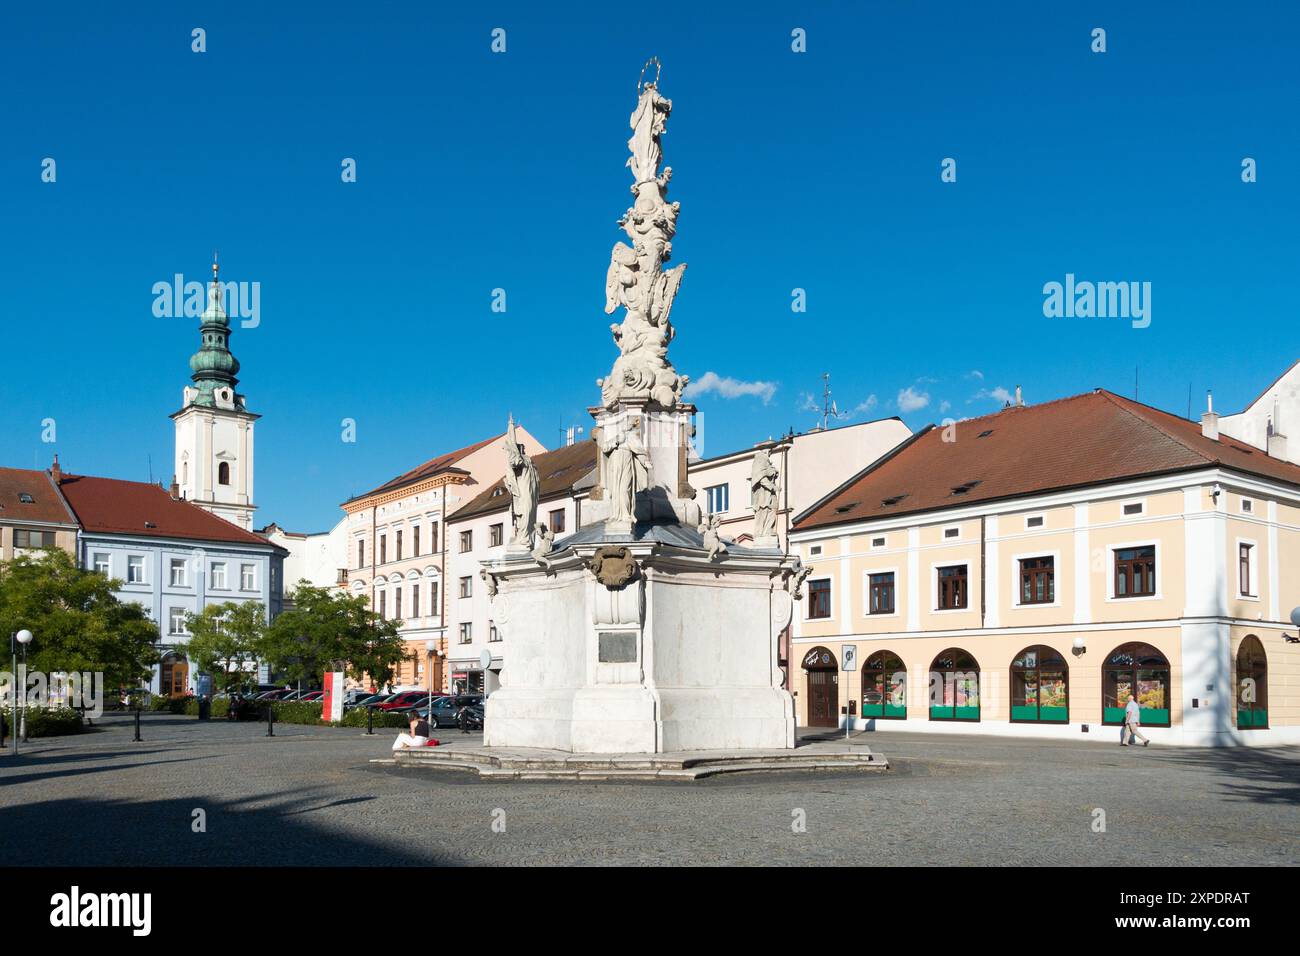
[169,558,188,588]
[809,544,823,557]
[240,563,256,591]
[1008,549,1062,610]
[1239,496,1255,515]
[1024,513,1046,530]
[705,483,729,515]
[92,552,110,576]
[211,561,228,590]
[941,525,961,541]
[930,560,972,614]
[459,622,473,644]
[1119,497,1147,519]
[168,607,188,636]
[869,535,887,550]
[1232,538,1253,598]
[127,555,146,585]
[459,576,472,599]
[1104,540,1161,603]
[862,566,901,619]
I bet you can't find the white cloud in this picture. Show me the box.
[798,391,820,413]
[853,394,878,415]
[939,399,951,413]
[966,370,984,381]
[684,371,777,404]
[970,385,1014,405]
[897,386,931,413]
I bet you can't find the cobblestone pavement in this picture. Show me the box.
[1,714,1296,866]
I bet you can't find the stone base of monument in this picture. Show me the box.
[477,521,800,755]
[384,739,888,781]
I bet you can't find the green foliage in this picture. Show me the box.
[1,705,83,738]
[0,550,159,687]
[259,582,406,688]
[149,695,190,713]
[184,601,266,693]
[339,706,408,728]
[269,700,327,725]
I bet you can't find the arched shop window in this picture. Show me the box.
[1010,645,1069,723]
[801,646,839,728]
[1236,636,1268,730]
[1102,643,1170,727]
[861,651,906,719]
[929,648,980,721]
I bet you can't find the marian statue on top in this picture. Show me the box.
[599,58,689,410]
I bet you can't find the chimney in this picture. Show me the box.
[1200,390,1219,441]
[1267,398,1287,458]
[50,454,61,484]
[169,474,180,500]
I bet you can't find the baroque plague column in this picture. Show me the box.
[481,63,800,754]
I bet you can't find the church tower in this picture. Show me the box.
[171,257,259,529]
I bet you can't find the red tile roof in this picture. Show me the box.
[57,473,279,548]
[794,389,1300,532]
[451,440,598,521]
[0,467,78,526]
[347,433,504,503]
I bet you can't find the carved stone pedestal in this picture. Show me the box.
[482,523,797,754]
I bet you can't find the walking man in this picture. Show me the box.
[1121,693,1150,747]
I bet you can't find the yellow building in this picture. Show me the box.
[789,389,1300,746]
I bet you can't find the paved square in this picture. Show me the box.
[2,715,1296,866]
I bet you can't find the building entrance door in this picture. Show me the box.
[802,646,839,727]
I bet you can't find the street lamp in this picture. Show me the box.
[14,629,33,749]
[425,640,437,720]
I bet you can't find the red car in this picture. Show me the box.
[300,691,325,703]
[376,690,433,712]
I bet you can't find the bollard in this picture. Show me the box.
[133,708,142,742]
[266,703,274,737]
[366,706,374,736]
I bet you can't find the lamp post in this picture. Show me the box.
[425,640,437,721]
[15,629,33,748]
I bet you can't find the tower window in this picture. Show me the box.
[218,462,231,485]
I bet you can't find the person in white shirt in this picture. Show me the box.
[392,714,432,750]
[1121,694,1149,747]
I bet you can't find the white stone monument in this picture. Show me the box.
[481,61,799,753]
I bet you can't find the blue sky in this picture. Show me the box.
[2,1,1297,531]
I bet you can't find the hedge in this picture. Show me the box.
[0,706,84,739]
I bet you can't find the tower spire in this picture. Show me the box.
[187,253,240,408]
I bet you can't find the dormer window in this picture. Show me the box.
[18,493,34,504]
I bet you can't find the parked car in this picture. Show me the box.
[255,689,293,701]
[376,690,434,712]
[300,691,325,703]
[408,695,484,727]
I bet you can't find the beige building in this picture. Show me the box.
[0,461,79,561]
[340,427,545,691]
[789,389,1300,746]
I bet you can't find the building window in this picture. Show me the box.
[807,578,832,619]
[211,562,227,589]
[1236,635,1268,730]
[13,529,56,549]
[357,539,365,569]
[1121,500,1144,517]
[861,651,906,719]
[868,572,895,615]
[1240,498,1254,515]
[379,590,387,618]
[870,536,886,549]
[169,559,188,587]
[413,526,420,556]
[1113,546,1156,598]
[460,530,472,553]
[943,527,959,540]
[704,483,729,514]
[396,530,403,561]
[218,462,231,485]
[430,587,439,617]
[240,564,255,591]
[929,648,980,721]
[127,556,145,584]
[489,622,501,643]
[1010,645,1069,723]
[411,584,420,618]
[93,553,110,576]
[1025,515,1044,529]
[431,522,440,553]
[490,523,503,548]
[395,587,403,621]
[550,509,566,534]
[459,576,472,599]
[169,607,188,636]
[936,565,967,610]
[379,535,387,565]
[1102,642,1170,727]
[1238,543,1256,597]
[810,545,822,556]
[459,622,472,644]
[1018,556,1055,604]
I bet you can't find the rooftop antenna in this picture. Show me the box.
[148,454,153,485]
[819,373,849,430]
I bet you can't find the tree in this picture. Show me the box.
[184,601,266,693]
[259,582,405,688]
[0,549,158,687]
